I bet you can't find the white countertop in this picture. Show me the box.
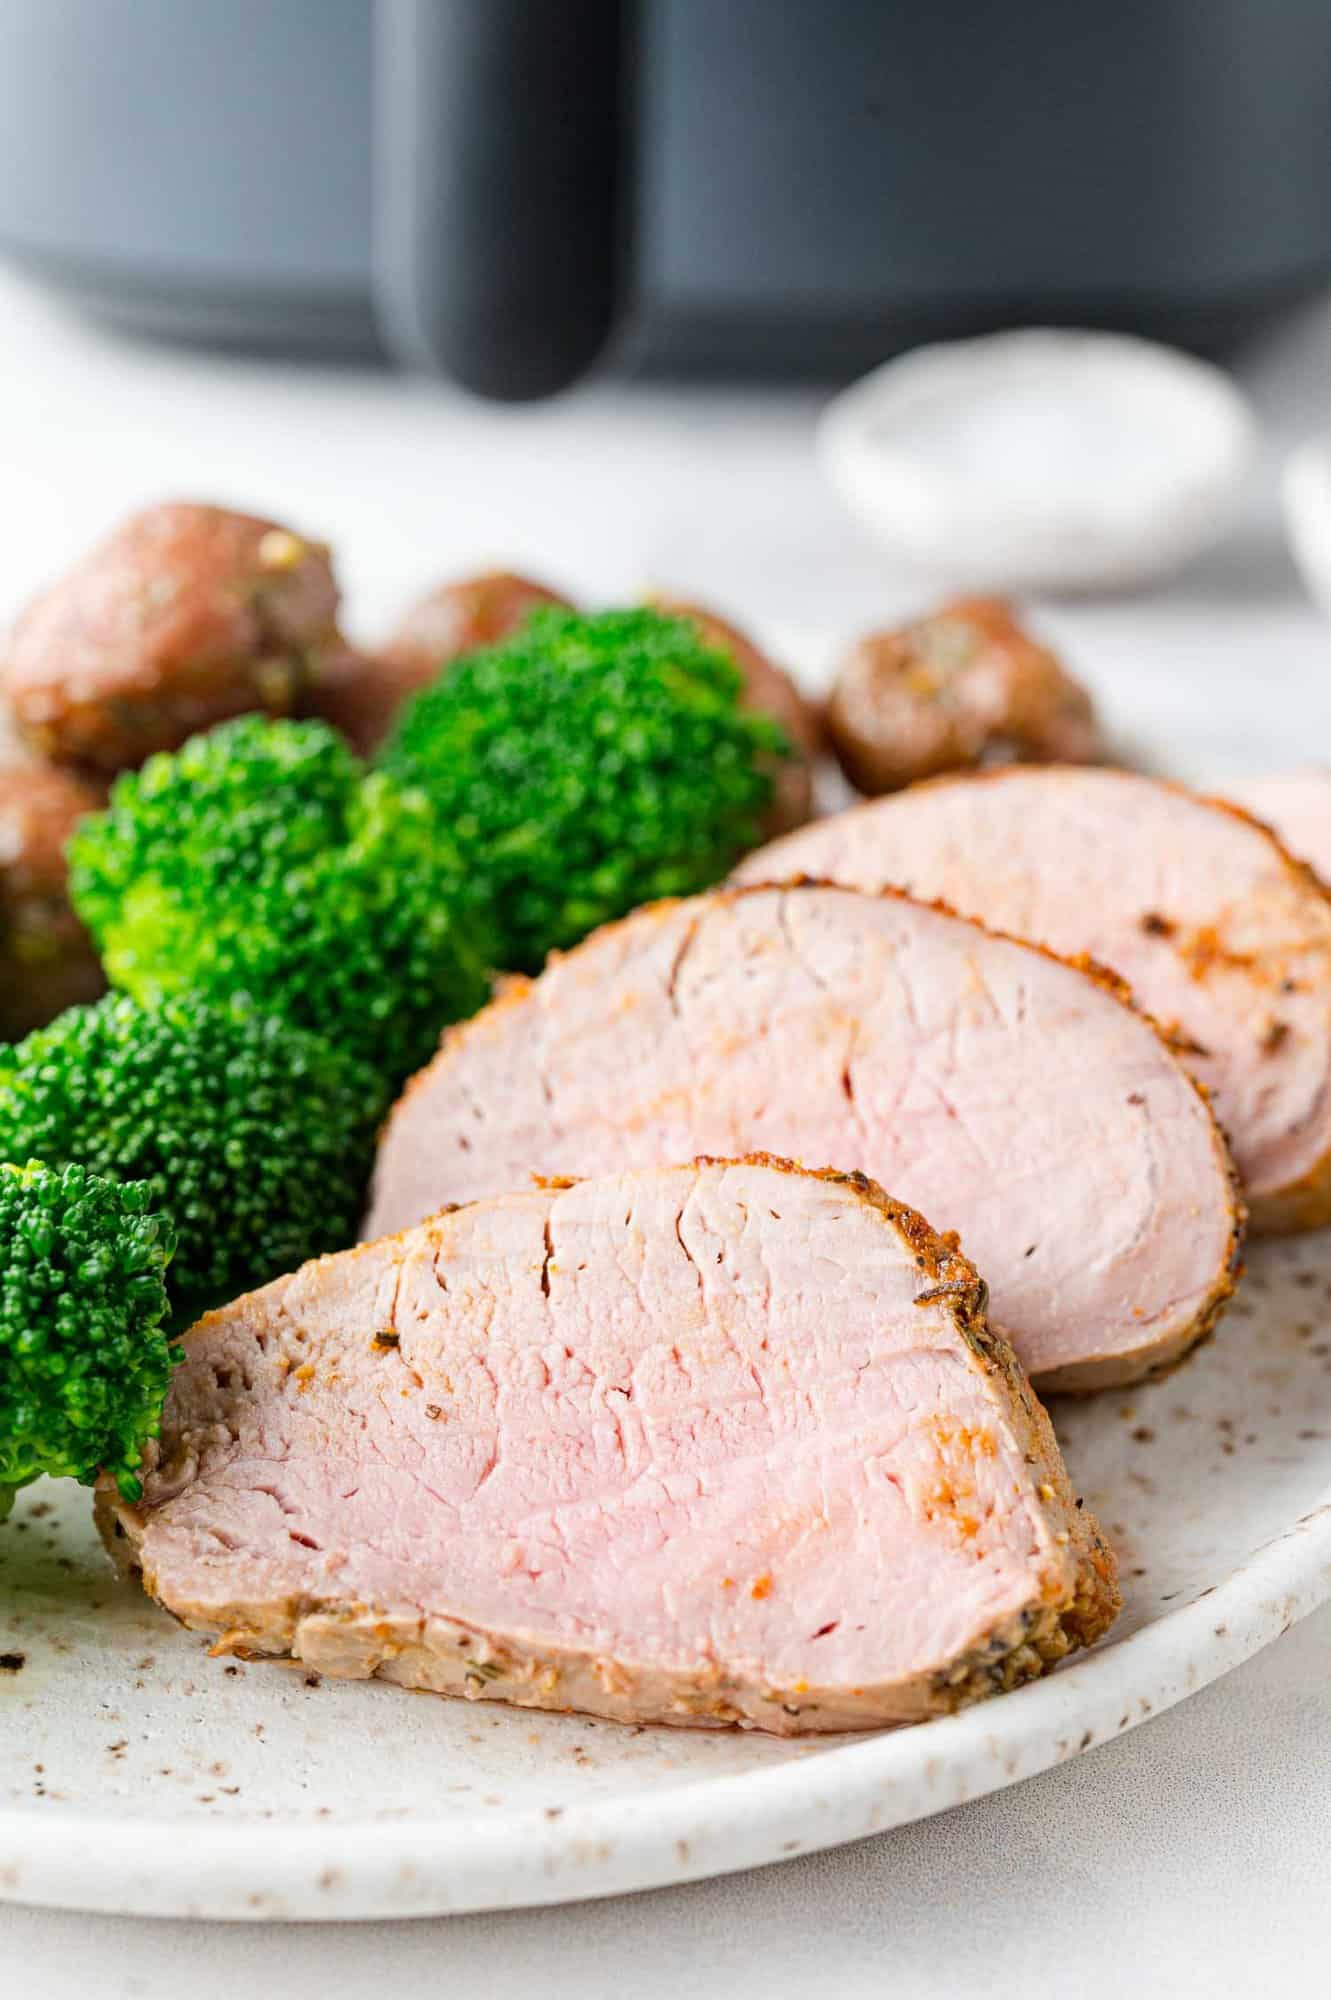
[1,268,1330,1998]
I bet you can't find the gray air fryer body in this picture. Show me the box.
[0,0,1328,400]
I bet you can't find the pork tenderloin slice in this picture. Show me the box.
[1224,771,1331,889]
[99,1158,1119,1733]
[734,769,1331,1232]
[366,883,1240,1391]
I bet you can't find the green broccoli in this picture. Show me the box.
[0,994,380,1331]
[378,606,789,973]
[67,716,493,1090]
[0,1160,175,1515]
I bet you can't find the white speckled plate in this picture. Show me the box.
[1,1224,1329,1919]
[4,620,1331,1922]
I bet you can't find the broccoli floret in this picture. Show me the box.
[0,1160,175,1515]
[0,994,380,1331]
[67,716,493,1089]
[378,607,789,973]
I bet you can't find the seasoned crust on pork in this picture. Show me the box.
[100,1156,1118,1733]
[367,880,1242,1390]
[735,768,1331,1232]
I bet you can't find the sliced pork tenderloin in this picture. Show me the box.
[366,883,1240,1391]
[734,769,1331,1233]
[1224,771,1331,888]
[99,1157,1119,1733]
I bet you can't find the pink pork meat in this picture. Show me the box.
[365,883,1241,1391]
[99,1158,1119,1732]
[1224,770,1331,888]
[734,768,1331,1232]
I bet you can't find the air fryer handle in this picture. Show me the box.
[373,0,632,401]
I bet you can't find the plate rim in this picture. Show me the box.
[2,1487,1329,1922]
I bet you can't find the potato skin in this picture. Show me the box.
[650,598,819,833]
[314,570,571,755]
[386,569,571,674]
[4,503,343,773]
[0,752,106,1039]
[827,596,1101,796]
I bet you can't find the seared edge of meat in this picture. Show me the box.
[381,880,1245,1393]
[738,765,1324,1232]
[97,1157,1119,1734]
[1198,787,1331,1233]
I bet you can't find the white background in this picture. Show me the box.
[1,266,1330,1997]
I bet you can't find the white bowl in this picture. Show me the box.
[818,327,1257,595]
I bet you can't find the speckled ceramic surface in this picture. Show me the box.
[3,624,1331,1921]
[2,1225,1330,1921]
